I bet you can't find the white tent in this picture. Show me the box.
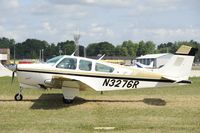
[0,54,12,77]
[0,63,12,77]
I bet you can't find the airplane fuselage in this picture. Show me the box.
[16,56,178,92]
[12,45,197,103]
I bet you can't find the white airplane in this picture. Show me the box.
[12,45,197,103]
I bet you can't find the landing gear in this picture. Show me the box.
[14,87,23,101]
[14,93,23,101]
[63,97,74,104]
[62,85,79,104]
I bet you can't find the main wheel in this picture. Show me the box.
[14,93,23,101]
[63,97,73,104]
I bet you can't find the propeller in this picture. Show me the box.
[11,64,17,84]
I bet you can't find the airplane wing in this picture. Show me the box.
[45,75,93,91]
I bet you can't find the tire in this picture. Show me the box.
[14,93,23,101]
[63,97,73,104]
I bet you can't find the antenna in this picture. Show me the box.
[71,49,77,56]
[73,30,81,56]
[98,54,105,60]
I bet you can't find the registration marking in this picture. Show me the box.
[102,78,139,88]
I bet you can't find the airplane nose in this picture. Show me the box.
[8,64,17,72]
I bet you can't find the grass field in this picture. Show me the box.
[0,77,200,133]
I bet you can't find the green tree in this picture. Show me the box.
[157,42,178,53]
[136,41,155,56]
[0,37,15,59]
[86,43,98,56]
[57,40,75,55]
[0,37,15,48]
[145,41,156,54]
[120,47,128,56]
[114,45,129,56]
[121,40,138,57]
[45,43,59,59]
[136,41,145,56]
[98,42,115,56]
[15,39,49,59]
[115,45,121,56]
[86,42,115,56]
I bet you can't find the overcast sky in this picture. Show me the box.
[0,0,199,46]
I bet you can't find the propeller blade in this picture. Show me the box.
[11,64,17,84]
[11,71,15,84]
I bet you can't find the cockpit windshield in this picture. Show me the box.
[46,56,64,66]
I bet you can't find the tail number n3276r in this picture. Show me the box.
[102,78,139,88]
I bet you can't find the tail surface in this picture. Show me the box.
[157,45,198,81]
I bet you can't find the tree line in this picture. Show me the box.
[0,37,200,61]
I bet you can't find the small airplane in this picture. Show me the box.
[11,45,197,103]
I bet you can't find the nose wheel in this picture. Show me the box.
[14,93,23,101]
[14,87,23,101]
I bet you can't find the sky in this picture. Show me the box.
[0,0,199,46]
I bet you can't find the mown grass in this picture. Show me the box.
[0,77,200,133]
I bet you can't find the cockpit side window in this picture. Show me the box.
[95,63,114,73]
[56,58,77,70]
[79,60,92,71]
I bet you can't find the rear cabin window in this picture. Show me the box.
[79,60,92,71]
[56,58,77,70]
[95,63,114,73]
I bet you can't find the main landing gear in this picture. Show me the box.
[63,97,74,104]
[62,87,79,104]
[14,87,23,101]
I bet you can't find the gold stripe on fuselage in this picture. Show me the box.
[18,66,163,80]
